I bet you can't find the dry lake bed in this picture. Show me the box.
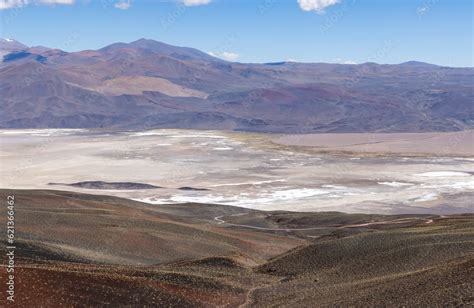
[0,129,473,214]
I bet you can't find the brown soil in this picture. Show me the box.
[0,189,472,307]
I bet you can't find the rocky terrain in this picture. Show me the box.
[48,181,163,190]
[1,38,473,133]
[0,189,472,307]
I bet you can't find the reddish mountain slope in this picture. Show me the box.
[1,39,473,132]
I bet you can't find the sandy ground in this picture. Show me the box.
[274,130,474,156]
[0,129,473,214]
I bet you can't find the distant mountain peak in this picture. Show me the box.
[99,38,221,62]
[399,61,439,67]
[0,38,28,53]
[128,38,172,49]
[0,38,26,45]
[130,38,158,44]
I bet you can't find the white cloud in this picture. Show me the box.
[221,52,239,61]
[332,58,357,64]
[416,5,429,16]
[114,0,131,10]
[182,0,211,7]
[0,0,25,9]
[0,0,74,9]
[208,51,240,61]
[297,0,339,13]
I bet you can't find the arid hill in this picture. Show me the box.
[1,38,473,133]
[0,189,472,306]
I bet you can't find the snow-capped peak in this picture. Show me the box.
[1,38,15,43]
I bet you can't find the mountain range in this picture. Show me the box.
[1,38,473,133]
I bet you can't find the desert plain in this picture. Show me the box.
[1,129,473,214]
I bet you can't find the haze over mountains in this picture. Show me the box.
[1,38,473,133]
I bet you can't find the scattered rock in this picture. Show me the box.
[178,186,210,191]
[48,181,162,190]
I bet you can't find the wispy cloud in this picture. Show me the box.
[208,51,240,61]
[343,60,357,64]
[181,0,211,7]
[0,0,74,9]
[114,0,131,10]
[297,0,340,13]
[332,58,357,64]
[0,0,26,9]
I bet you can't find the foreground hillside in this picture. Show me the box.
[1,38,473,132]
[0,189,472,306]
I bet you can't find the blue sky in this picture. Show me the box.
[0,0,472,66]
